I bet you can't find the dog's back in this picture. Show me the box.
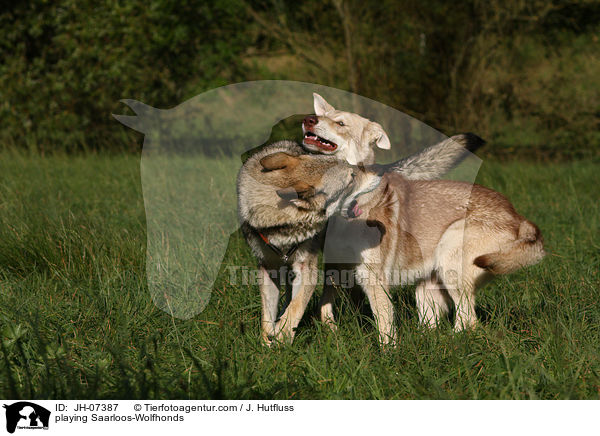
[359,172,545,277]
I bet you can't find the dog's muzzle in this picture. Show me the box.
[346,200,363,218]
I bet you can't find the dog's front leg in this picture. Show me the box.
[357,264,397,347]
[318,282,337,330]
[260,266,280,346]
[273,257,318,344]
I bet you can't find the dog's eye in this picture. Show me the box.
[337,121,345,126]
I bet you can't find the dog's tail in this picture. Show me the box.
[383,133,484,180]
[474,220,545,275]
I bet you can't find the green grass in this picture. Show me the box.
[0,151,599,399]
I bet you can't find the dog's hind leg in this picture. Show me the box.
[447,261,493,331]
[446,284,477,331]
[260,266,280,346]
[435,219,479,331]
[415,277,451,328]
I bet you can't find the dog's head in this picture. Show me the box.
[259,151,382,218]
[302,93,391,165]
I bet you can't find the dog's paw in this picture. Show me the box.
[378,331,398,350]
[453,319,479,332]
[273,323,296,345]
[325,322,338,332]
[321,317,338,332]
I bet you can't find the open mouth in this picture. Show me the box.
[347,200,363,218]
[303,131,338,151]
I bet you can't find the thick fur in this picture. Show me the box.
[382,133,485,180]
[265,155,545,345]
[473,220,544,274]
[238,141,353,255]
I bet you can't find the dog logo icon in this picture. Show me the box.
[3,402,50,433]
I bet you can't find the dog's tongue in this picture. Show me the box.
[351,202,363,217]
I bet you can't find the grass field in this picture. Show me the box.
[0,151,599,399]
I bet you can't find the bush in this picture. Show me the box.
[1,0,598,158]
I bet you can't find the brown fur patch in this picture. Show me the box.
[260,152,299,172]
[473,254,493,270]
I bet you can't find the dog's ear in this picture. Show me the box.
[313,93,335,116]
[363,122,391,150]
[277,182,315,207]
[260,152,298,171]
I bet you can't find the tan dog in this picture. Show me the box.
[253,151,545,346]
[302,93,390,165]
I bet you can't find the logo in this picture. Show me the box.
[3,402,50,434]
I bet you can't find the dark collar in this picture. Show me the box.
[257,231,299,263]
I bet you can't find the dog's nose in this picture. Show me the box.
[303,115,318,127]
